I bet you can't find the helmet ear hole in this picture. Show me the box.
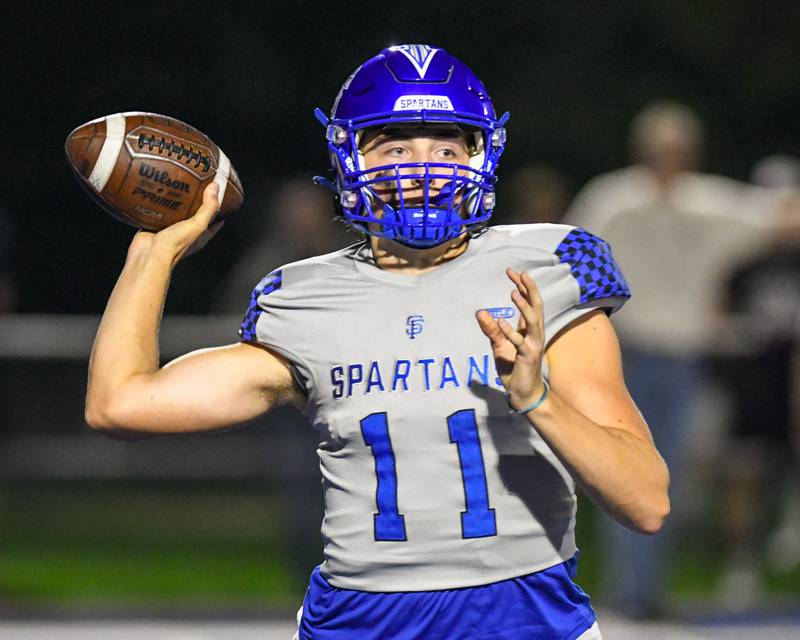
[468,132,486,171]
[354,130,369,171]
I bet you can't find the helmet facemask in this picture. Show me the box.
[319,117,508,248]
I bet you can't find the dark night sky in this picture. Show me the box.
[2,1,799,313]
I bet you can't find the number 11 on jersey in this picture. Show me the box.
[360,413,407,541]
[448,409,498,538]
[360,409,497,542]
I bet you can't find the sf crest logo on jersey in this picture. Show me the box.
[406,315,424,339]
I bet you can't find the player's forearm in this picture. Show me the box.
[85,239,176,430]
[528,391,670,534]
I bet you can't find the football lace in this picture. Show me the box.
[137,134,212,172]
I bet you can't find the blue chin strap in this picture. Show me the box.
[363,168,490,248]
[370,179,468,248]
[313,172,469,248]
[380,205,463,248]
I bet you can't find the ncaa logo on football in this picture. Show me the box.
[406,315,424,339]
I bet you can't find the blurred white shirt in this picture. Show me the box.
[564,167,787,356]
[566,166,783,234]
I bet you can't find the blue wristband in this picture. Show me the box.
[508,380,550,415]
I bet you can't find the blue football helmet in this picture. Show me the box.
[314,44,509,248]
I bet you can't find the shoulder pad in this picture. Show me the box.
[555,227,631,304]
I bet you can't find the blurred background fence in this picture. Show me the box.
[0,314,323,614]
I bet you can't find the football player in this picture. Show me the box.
[86,45,669,639]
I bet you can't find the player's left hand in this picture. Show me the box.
[476,269,546,411]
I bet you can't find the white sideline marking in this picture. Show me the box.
[0,616,798,640]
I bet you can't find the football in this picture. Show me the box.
[64,112,244,230]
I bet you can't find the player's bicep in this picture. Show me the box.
[105,341,300,435]
[546,309,652,443]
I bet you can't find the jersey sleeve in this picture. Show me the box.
[239,270,282,341]
[238,268,313,392]
[546,226,631,343]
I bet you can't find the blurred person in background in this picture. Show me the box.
[567,102,782,233]
[496,163,570,225]
[564,101,791,619]
[0,205,19,313]
[712,155,800,608]
[213,177,353,312]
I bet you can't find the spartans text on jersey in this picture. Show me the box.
[330,353,503,398]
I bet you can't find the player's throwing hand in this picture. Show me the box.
[129,182,224,264]
[476,269,547,411]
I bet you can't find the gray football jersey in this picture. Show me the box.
[239,223,630,592]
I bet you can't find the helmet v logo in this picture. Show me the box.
[396,45,438,79]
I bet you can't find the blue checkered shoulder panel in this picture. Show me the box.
[239,270,283,341]
[555,228,631,305]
